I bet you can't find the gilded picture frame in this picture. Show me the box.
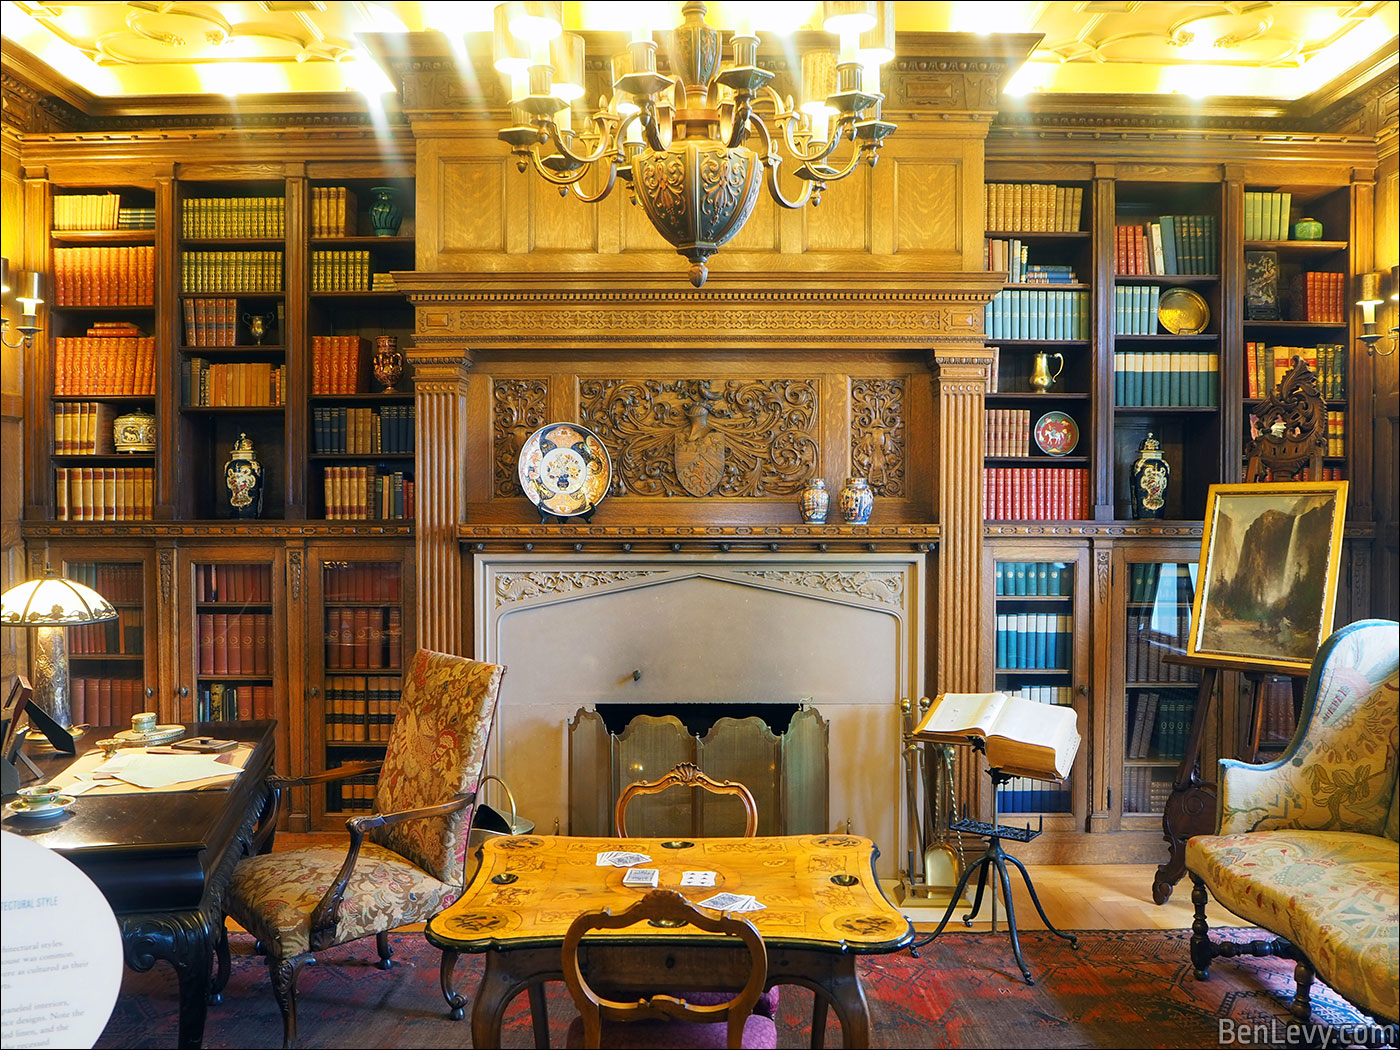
[1187,481,1348,674]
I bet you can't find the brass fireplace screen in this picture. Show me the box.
[568,704,829,838]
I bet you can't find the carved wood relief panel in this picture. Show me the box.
[492,378,549,497]
[850,378,906,497]
[577,378,820,499]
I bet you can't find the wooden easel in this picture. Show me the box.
[1151,357,1326,905]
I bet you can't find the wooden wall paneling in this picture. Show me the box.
[1219,169,1246,479]
[422,144,508,262]
[529,169,600,252]
[802,165,871,253]
[0,126,25,687]
[1374,129,1399,621]
[409,347,472,654]
[1350,172,1378,523]
[1091,169,1117,520]
[1090,540,1115,832]
[891,155,965,261]
[155,542,178,721]
[154,176,177,519]
[21,173,50,520]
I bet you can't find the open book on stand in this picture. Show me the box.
[912,692,1080,782]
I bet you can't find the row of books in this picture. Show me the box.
[984,467,1089,520]
[985,409,1033,457]
[69,609,144,656]
[1127,562,1194,605]
[118,207,156,230]
[182,358,286,407]
[310,250,374,292]
[1255,678,1299,752]
[55,467,153,520]
[1007,685,1074,705]
[324,677,401,743]
[54,329,156,395]
[1113,215,1217,276]
[311,335,369,393]
[1113,284,1164,336]
[313,405,415,455]
[68,678,149,730]
[65,562,144,602]
[1122,767,1173,815]
[182,196,285,239]
[985,240,1081,285]
[311,186,358,238]
[1252,465,1346,482]
[54,402,115,454]
[985,289,1090,340]
[324,564,402,602]
[1126,688,1197,759]
[180,251,284,293]
[984,183,1084,232]
[1242,191,1294,241]
[197,613,273,676]
[995,562,1074,597]
[322,466,415,520]
[1127,615,1197,683]
[53,246,155,306]
[997,779,1072,814]
[1126,689,1197,760]
[995,612,1072,670]
[196,683,274,722]
[1113,351,1220,407]
[331,774,382,812]
[324,606,404,670]
[1289,271,1346,324]
[1325,410,1346,458]
[1244,343,1347,400]
[195,563,272,604]
[53,192,123,231]
[182,297,240,346]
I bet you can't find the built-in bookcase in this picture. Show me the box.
[60,556,155,728]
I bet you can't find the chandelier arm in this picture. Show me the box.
[640,97,667,153]
[543,116,623,168]
[522,149,597,187]
[726,94,755,150]
[749,120,818,211]
[568,161,621,204]
[795,132,869,184]
[774,112,852,168]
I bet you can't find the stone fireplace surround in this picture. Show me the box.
[474,552,925,875]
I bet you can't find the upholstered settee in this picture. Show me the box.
[1186,618,1399,1026]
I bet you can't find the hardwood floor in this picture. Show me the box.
[267,832,1235,933]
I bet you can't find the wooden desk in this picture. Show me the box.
[425,833,913,1049]
[3,721,275,1050]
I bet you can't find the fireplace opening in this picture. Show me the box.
[569,705,828,839]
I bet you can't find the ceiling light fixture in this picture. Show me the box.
[496,0,897,286]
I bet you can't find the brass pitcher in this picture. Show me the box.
[1030,351,1064,393]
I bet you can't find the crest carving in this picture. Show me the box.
[850,379,906,497]
[579,378,819,498]
[493,378,550,497]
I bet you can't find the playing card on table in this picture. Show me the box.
[679,870,717,887]
[622,868,660,887]
[697,891,762,912]
[596,850,653,867]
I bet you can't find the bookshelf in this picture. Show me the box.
[307,545,415,823]
[983,542,1090,827]
[60,555,156,728]
[48,185,159,523]
[984,180,1093,522]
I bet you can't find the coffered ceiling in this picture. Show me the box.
[1,1,1397,103]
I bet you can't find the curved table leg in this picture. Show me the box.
[471,947,557,1049]
[822,956,871,1050]
[440,949,467,1021]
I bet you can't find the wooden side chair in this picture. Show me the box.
[220,649,505,1049]
[561,889,779,1049]
[614,761,759,838]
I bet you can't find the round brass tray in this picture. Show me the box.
[1158,287,1210,335]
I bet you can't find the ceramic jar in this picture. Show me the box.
[373,335,404,392]
[224,432,265,518]
[1291,217,1323,241]
[113,410,156,453]
[838,477,874,524]
[798,478,829,524]
[368,186,403,236]
[1130,433,1170,519]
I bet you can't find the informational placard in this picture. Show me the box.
[1,831,123,1049]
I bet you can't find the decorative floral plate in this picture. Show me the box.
[518,422,613,518]
[1034,411,1080,456]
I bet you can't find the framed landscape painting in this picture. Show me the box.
[1187,482,1348,674]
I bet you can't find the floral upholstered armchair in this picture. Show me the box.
[221,649,505,1049]
[1186,618,1399,1026]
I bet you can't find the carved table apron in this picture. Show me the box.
[425,833,914,1049]
[10,721,275,1050]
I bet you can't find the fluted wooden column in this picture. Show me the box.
[409,348,473,654]
[930,348,993,806]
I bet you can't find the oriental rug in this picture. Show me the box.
[95,928,1394,1049]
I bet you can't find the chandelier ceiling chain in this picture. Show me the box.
[496,1,896,286]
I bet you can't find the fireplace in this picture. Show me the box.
[473,552,925,877]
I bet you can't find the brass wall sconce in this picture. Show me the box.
[1354,270,1392,356]
[1,257,45,348]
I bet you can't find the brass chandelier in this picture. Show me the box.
[496,1,896,286]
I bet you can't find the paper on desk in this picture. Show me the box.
[93,752,242,790]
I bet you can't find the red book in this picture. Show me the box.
[99,678,113,726]
[253,613,270,675]
[326,611,341,669]
[199,614,215,675]
[353,608,370,670]
[241,613,255,676]
[340,608,356,670]
[387,608,403,670]
[212,612,229,675]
